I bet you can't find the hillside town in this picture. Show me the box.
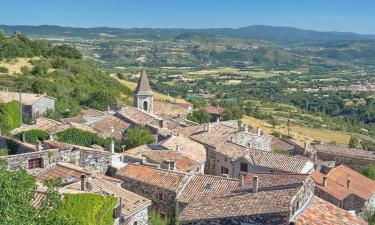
[1,69,374,225]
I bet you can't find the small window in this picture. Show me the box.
[335,157,340,163]
[196,167,200,172]
[221,166,229,174]
[240,163,248,172]
[158,193,163,200]
[28,158,43,170]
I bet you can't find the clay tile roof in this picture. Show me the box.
[173,124,206,137]
[63,175,151,218]
[328,165,375,200]
[81,106,106,117]
[0,91,54,105]
[37,163,91,184]
[271,136,294,151]
[311,170,351,200]
[179,188,298,222]
[203,105,226,115]
[158,135,206,163]
[117,164,191,192]
[153,100,190,117]
[142,150,200,172]
[11,117,62,135]
[116,106,160,126]
[239,173,308,192]
[90,115,131,139]
[177,174,239,203]
[134,69,153,96]
[313,144,375,159]
[294,196,367,225]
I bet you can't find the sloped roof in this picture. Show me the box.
[143,150,200,172]
[134,68,153,96]
[37,163,91,183]
[293,196,367,225]
[328,165,375,200]
[313,144,375,160]
[90,115,131,139]
[203,105,226,115]
[0,91,55,105]
[311,170,352,200]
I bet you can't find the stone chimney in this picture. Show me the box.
[244,125,249,133]
[80,174,86,191]
[256,127,261,135]
[48,133,53,141]
[347,180,351,189]
[110,139,115,154]
[207,123,212,133]
[253,176,259,193]
[159,119,166,128]
[36,141,42,151]
[216,117,220,124]
[107,106,110,115]
[323,177,327,187]
[239,175,244,187]
[303,141,308,156]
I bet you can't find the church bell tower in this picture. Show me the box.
[134,68,154,113]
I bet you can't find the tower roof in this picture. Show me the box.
[134,68,153,96]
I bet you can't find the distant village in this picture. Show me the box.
[0,69,374,225]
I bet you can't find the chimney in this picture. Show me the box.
[244,125,249,133]
[22,132,26,142]
[207,123,212,133]
[347,180,351,189]
[216,117,220,124]
[111,139,115,154]
[107,106,110,115]
[176,145,183,151]
[253,176,259,193]
[256,127,261,135]
[159,119,166,128]
[80,174,86,191]
[36,141,42,151]
[48,133,53,141]
[278,133,282,138]
[303,141,308,156]
[323,177,327,187]
[239,175,244,187]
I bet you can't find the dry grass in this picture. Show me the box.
[242,115,350,144]
[115,78,188,104]
[0,57,35,74]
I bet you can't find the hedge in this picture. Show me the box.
[59,193,117,225]
[0,101,22,135]
[19,129,49,144]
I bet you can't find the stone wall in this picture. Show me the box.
[343,194,366,212]
[317,151,375,171]
[0,136,35,154]
[29,96,55,118]
[290,177,315,217]
[180,212,290,225]
[314,187,341,207]
[118,175,177,217]
[0,147,111,175]
[125,207,149,225]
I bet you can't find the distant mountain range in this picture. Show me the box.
[1,24,375,43]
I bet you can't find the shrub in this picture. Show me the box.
[20,129,49,144]
[149,209,169,225]
[0,66,9,73]
[124,126,156,150]
[187,110,212,124]
[55,193,117,225]
[0,101,22,135]
[0,147,8,156]
[361,165,375,180]
[56,128,103,147]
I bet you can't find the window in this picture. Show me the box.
[221,166,229,174]
[240,163,248,172]
[28,158,43,170]
[143,101,148,111]
[335,157,340,164]
[133,222,138,225]
[196,167,200,172]
[158,193,163,200]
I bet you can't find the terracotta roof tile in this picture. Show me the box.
[116,106,160,126]
[37,163,91,184]
[0,91,55,105]
[143,150,200,172]
[203,105,226,115]
[311,170,352,200]
[90,115,131,139]
[314,144,375,160]
[294,196,367,225]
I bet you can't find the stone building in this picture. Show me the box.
[37,163,152,225]
[0,140,112,174]
[311,165,375,213]
[114,164,239,219]
[134,68,154,114]
[174,123,313,178]
[179,172,366,225]
[313,143,375,171]
[0,91,55,119]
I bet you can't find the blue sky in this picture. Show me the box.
[1,0,374,34]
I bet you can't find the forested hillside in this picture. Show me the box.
[0,31,132,119]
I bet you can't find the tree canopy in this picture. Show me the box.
[124,126,156,150]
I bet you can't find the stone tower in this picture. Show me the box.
[134,68,154,113]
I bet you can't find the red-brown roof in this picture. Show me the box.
[143,150,200,172]
[203,105,226,115]
[37,163,91,184]
[311,170,352,200]
[294,196,367,225]
[328,165,375,200]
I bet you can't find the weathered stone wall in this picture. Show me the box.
[125,207,149,225]
[231,131,271,152]
[118,176,177,217]
[290,177,315,217]
[314,187,341,207]
[30,97,55,118]
[0,147,111,175]
[0,136,35,154]
[180,212,290,225]
[317,151,375,171]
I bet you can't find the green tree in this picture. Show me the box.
[0,66,9,73]
[124,126,156,150]
[361,165,375,180]
[187,110,212,124]
[0,101,22,135]
[20,129,49,144]
[170,200,180,225]
[84,90,116,111]
[149,209,168,225]
[348,136,359,148]
[269,117,281,128]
